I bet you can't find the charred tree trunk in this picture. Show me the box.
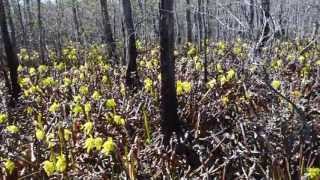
[159,0,180,143]
[197,0,203,51]
[122,0,139,89]
[257,0,271,53]
[0,0,21,100]
[186,0,192,42]
[100,0,117,60]
[5,0,17,49]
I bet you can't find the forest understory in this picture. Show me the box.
[0,0,320,179]
[1,40,320,179]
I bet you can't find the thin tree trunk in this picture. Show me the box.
[0,0,21,100]
[198,0,203,51]
[55,0,63,58]
[122,0,139,89]
[26,0,33,51]
[186,0,192,42]
[100,0,116,60]
[37,0,45,63]
[249,0,254,39]
[159,0,180,143]
[5,0,17,49]
[15,0,27,47]
[72,0,81,44]
[257,0,271,53]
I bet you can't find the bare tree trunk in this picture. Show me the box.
[55,0,63,58]
[121,19,126,65]
[159,0,180,143]
[15,0,27,47]
[197,0,203,51]
[0,41,11,92]
[249,0,254,39]
[0,0,21,100]
[186,0,192,42]
[122,0,139,89]
[37,0,45,63]
[25,0,33,51]
[257,0,271,53]
[72,0,81,44]
[5,0,17,49]
[100,0,116,60]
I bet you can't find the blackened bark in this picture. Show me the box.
[259,0,271,50]
[5,0,17,49]
[121,20,127,65]
[100,0,117,59]
[197,0,203,51]
[122,0,139,89]
[159,0,180,143]
[0,0,21,100]
[186,0,192,42]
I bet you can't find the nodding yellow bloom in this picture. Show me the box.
[84,102,91,115]
[79,86,89,96]
[64,129,72,141]
[218,75,227,86]
[4,159,15,175]
[19,77,31,87]
[176,81,184,96]
[42,76,56,88]
[43,160,55,176]
[0,113,7,124]
[63,77,72,87]
[49,102,60,113]
[182,81,192,93]
[84,137,95,153]
[306,167,320,180]
[92,91,102,101]
[38,65,48,73]
[56,154,67,173]
[6,125,19,134]
[207,79,217,89]
[36,128,45,141]
[82,121,93,135]
[72,104,82,116]
[144,78,153,93]
[28,67,37,76]
[221,96,229,106]
[113,115,125,126]
[176,81,192,96]
[298,55,305,63]
[226,69,236,81]
[102,75,109,84]
[216,63,223,73]
[271,80,281,90]
[316,60,320,66]
[105,99,117,109]
[101,137,115,156]
[94,137,103,150]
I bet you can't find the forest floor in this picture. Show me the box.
[0,40,320,179]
